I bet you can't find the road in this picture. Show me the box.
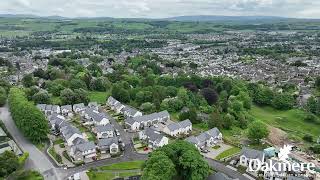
[0,104,249,180]
[0,104,61,180]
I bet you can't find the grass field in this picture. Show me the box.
[88,91,110,104]
[87,171,140,180]
[250,105,319,139]
[215,147,241,160]
[99,161,144,171]
[87,161,144,180]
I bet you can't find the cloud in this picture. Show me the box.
[0,0,319,18]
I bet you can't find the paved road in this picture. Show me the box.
[0,104,61,180]
[206,158,249,180]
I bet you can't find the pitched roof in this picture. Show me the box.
[61,105,72,111]
[144,128,165,143]
[73,141,95,153]
[73,103,85,110]
[127,110,169,124]
[167,119,192,131]
[61,124,82,140]
[97,137,118,147]
[94,124,114,133]
[240,148,264,161]
[121,105,141,116]
[36,104,46,111]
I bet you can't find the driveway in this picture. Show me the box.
[0,104,61,180]
[202,143,232,159]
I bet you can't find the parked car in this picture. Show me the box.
[115,129,120,136]
[201,149,209,153]
[118,138,122,143]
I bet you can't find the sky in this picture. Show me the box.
[1,0,320,19]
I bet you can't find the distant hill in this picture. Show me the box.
[164,15,290,22]
[1,14,317,22]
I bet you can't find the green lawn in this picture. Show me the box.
[250,105,319,139]
[87,171,140,180]
[215,147,241,160]
[88,91,110,104]
[99,161,145,171]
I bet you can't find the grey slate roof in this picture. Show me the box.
[61,124,82,140]
[73,141,95,153]
[45,104,52,111]
[144,128,165,143]
[36,104,46,111]
[240,148,264,161]
[121,105,141,116]
[73,103,85,111]
[88,102,98,108]
[92,112,111,123]
[94,124,114,133]
[185,127,221,147]
[72,137,86,145]
[61,105,72,111]
[126,110,169,125]
[107,96,120,106]
[97,137,118,147]
[167,119,191,131]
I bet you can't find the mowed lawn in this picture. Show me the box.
[88,91,110,104]
[215,147,241,160]
[87,171,140,180]
[250,105,319,138]
[87,161,144,180]
[99,161,145,171]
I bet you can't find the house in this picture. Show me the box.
[139,128,168,149]
[60,125,85,146]
[0,127,6,138]
[88,102,99,111]
[239,148,265,170]
[92,112,111,126]
[163,119,192,137]
[264,160,287,180]
[44,104,52,116]
[186,127,222,150]
[82,108,110,126]
[61,105,73,117]
[120,105,142,118]
[36,104,46,113]
[125,111,170,131]
[0,142,12,154]
[49,114,66,130]
[51,105,61,114]
[106,96,125,113]
[207,172,235,180]
[73,103,85,114]
[70,141,96,161]
[93,125,114,139]
[97,137,119,154]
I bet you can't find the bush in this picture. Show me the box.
[62,151,72,162]
[310,145,320,154]
[304,114,319,124]
[0,87,7,106]
[303,134,313,142]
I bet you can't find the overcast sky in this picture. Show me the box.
[1,0,320,19]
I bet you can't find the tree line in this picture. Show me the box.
[8,88,49,144]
